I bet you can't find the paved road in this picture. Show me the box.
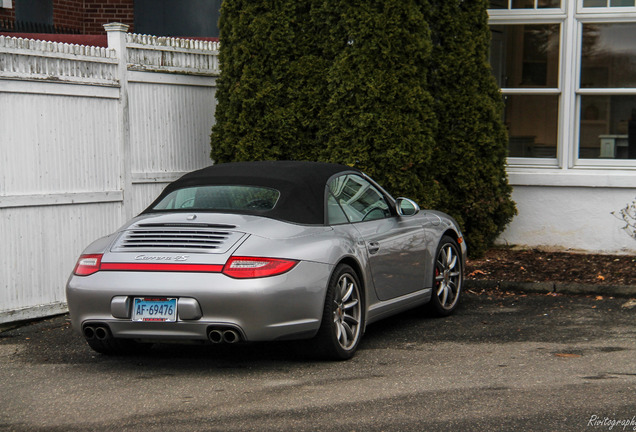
[1,290,635,432]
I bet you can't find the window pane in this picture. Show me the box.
[583,0,607,5]
[490,25,560,88]
[329,175,391,223]
[15,0,53,26]
[579,95,636,159]
[327,193,349,225]
[610,0,635,5]
[538,0,561,6]
[135,0,222,37]
[490,0,561,7]
[512,0,534,8]
[581,24,636,88]
[505,95,559,158]
[489,0,508,8]
[152,186,280,211]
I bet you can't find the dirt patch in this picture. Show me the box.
[466,248,636,286]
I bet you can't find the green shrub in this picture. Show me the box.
[427,0,516,256]
[316,0,437,206]
[211,0,516,256]
[211,0,328,162]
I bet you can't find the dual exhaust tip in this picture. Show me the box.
[83,324,241,344]
[208,328,241,344]
[83,325,110,341]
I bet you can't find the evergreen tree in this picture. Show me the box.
[427,0,516,256]
[318,0,437,205]
[210,0,328,162]
[211,0,515,255]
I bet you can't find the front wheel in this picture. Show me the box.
[427,236,463,317]
[313,264,364,360]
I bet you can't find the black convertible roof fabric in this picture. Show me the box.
[145,161,360,225]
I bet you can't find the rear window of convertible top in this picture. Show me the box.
[152,185,281,212]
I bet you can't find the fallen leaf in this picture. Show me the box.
[554,353,581,358]
[597,274,605,281]
[595,295,603,301]
[622,299,636,309]
[520,266,526,271]
[468,270,486,277]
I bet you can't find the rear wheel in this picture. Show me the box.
[313,264,364,360]
[427,236,463,317]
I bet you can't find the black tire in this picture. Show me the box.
[313,264,364,360]
[427,236,463,317]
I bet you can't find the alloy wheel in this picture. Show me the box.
[332,272,362,350]
[434,242,462,311]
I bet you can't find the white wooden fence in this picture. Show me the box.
[0,23,219,323]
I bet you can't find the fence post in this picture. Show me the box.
[104,22,133,221]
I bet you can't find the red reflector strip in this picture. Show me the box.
[100,262,223,273]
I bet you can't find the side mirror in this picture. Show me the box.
[396,198,420,216]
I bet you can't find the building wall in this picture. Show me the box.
[54,0,88,33]
[489,0,636,254]
[0,0,134,34]
[0,1,14,22]
[498,185,636,253]
[82,0,134,34]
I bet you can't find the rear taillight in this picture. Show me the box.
[73,254,298,278]
[222,256,298,279]
[73,254,103,276]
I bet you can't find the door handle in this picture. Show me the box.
[368,242,380,255]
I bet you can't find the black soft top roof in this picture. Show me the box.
[145,161,361,225]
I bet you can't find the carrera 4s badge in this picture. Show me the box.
[134,255,190,261]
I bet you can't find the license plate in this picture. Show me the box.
[132,297,177,322]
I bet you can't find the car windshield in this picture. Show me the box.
[151,185,280,212]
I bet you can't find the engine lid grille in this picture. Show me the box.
[111,223,244,253]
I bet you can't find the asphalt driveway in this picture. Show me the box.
[1,290,635,432]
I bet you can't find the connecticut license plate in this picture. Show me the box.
[132,297,177,322]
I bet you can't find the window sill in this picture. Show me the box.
[507,165,636,188]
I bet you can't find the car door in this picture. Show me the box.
[328,174,428,301]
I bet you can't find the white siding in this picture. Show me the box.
[0,89,120,196]
[0,203,122,320]
[0,27,218,323]
[129,76,216,175]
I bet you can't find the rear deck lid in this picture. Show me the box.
[110,222,244,255]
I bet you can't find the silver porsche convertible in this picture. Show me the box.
[67,161,466,359]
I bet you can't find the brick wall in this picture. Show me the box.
[53,0,86,33]
[82,0,134,34]
[1,0,134,34]
[0,2,15,24]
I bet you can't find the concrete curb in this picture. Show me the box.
[465,279,636,298]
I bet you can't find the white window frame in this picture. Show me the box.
[489,0,636,188]
[577,0,636,13]
[489,12,567,168]
[1,0,12,8]
[572,11,636,169]
[488,0,565,13]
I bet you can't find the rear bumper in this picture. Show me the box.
[66,261,331,342]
